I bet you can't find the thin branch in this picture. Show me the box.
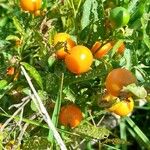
[0,97,30,132]
[21,66,67,150]
[15,114,37,149]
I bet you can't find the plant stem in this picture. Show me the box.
[21,66,67,150]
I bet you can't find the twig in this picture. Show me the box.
[72,139,86,150]
[15,114,37,149]
[88,110,96,126]
[21,66,67,150]
[0,97,30,132]
[97,115,105,126]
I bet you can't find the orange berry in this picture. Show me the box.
[65,45,93,74]
[117,42,125,54]
[54,33,76,59]
[59,104,83,128]
[91,41,113,58]
[108,97,134,116]
[7,66,15,76]
[91,41,102,53]
[106,68,137,96]
[20,0,42,12]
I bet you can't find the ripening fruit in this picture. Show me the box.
[59,104,83,128]
[20,0,42,12]
[106,68,137,96]
[109,7,130,27]
[54,33,76,59]
[117,42,125,54]
[91,41,102,54]
[7,66,15,76]
[65,45,93,74]
[91,41,113,58]
[108,97,134,116]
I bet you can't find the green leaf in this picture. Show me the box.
[80,0,92,30]
[48,55,56,68]
[22,87,31,95]
[6,35,20,41]
[123,48,132,70]
[111,40,124,58]
[79,0,105,45]
[126,117,150,150]
[48,73,64,141]
[141,13,150,49]
[103,138,129,146]
[129,1,145,23]
[23,136,51,149]
[74,123,110,140]
[0,80,8,89]
[13,16,25,35]
[45,73,59,96]
[30,90,48,112]
[0,83,13,100]
[63,87,76,102]
[123,83,147,99]
[30,100,37,112]
[0,17,8,27]
[21,62,43,90]
[0,131,4,150]
[64,63,108,85]
[128,0,140,13]
[135,69,145,82]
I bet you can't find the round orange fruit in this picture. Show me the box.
[105,68,137,96]
[59,104,83,128]
[108,97,134,116]
[20,0,42,12]
[65,45,93,74]
[54,33,76,59]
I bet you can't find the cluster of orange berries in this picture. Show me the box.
[54,33,125,75]
[59,68,136,128]
[19,0,136,127]
[55,33,136,128]
[54,33,135,127]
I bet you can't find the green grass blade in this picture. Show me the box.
[126,117,150,149]
[120,118,127,150]
[104,144,121,150]
[48,73,64,142]
[0,83,13,100]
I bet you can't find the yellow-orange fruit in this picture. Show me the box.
[91,41,113,58]
[117,42,125,54]
[54,33,76,59]
[108,97,134,116]
[20,0,42,12]
[65,45,93,74]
